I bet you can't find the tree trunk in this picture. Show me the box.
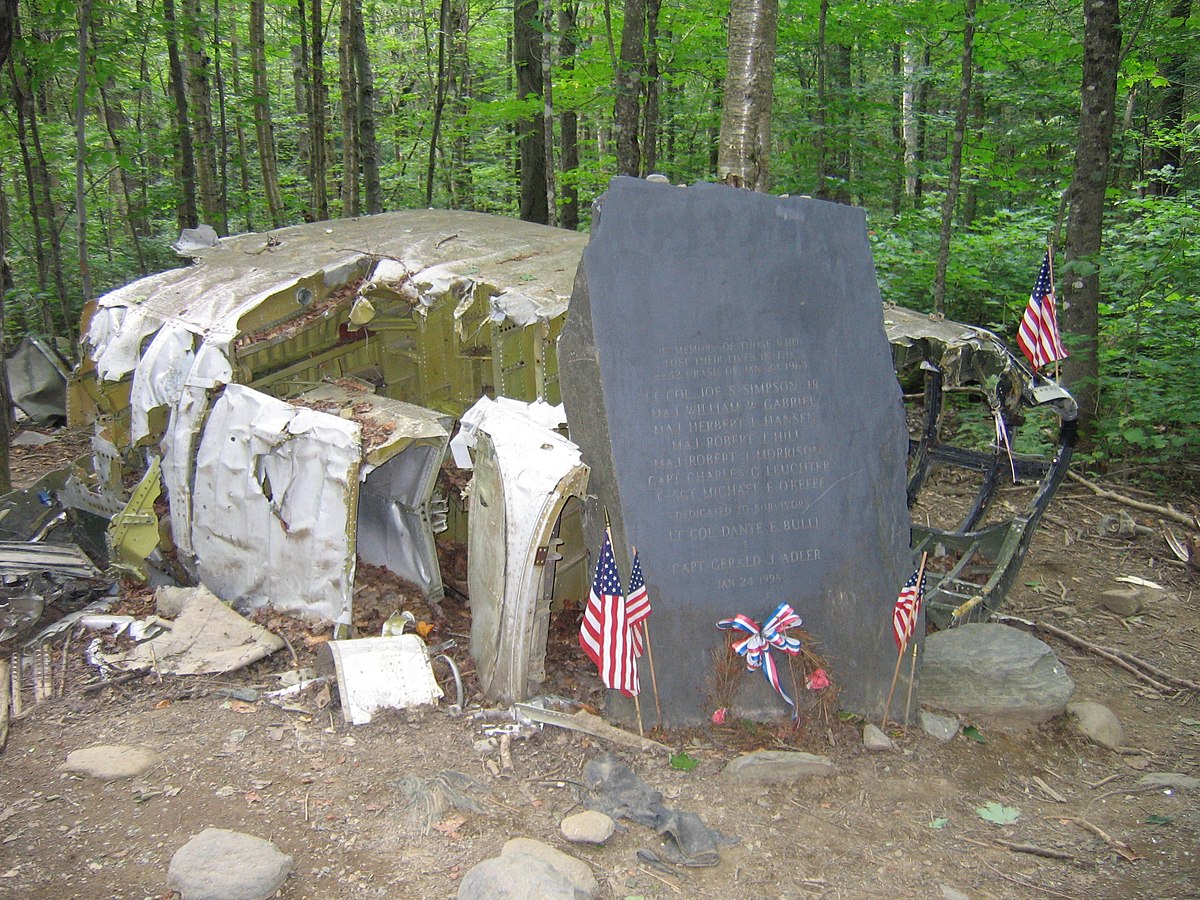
[716,0,779,191]
[642,0,661,174]
[447,0,470,209]
[182,0,222,232]
[0,0,15,69]
[931,0,974,318]
[339,0,360,216]
[293,0,311,172]
[541,0,556,226]
[426,0,449,208]
[0,160,11,493]
[614,0,644,176]
[8,56,50,311]
[210,0,230,231]
[163,0,199,232]
[1063,0,1121,443]
[1148,0,1188,196]
[309,0,330,220]
[75,0,94,304]
[514,0,547,223]
[558,1,579,229]
[250,0,284,227]
[352,0,381,214]
[226,0,254,232]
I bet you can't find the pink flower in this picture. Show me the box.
[711,707,727,725]
[805,668,830,691]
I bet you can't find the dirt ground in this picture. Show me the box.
[0,427,1197,899]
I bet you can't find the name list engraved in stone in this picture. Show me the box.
[643,337,834,586]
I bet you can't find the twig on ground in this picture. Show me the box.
[1032,775,1067,803]
[995,839,1075,861]
[980,860,1082,899]
[1054,816,1141,862]
[997,615,1196,692]
[1067,471,1196,527]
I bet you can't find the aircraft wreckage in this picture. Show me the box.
[3,205,1075,703]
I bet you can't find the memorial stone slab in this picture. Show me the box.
[559,177,912,724]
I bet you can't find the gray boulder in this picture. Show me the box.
[167,828,292,900]
[458,838,598,900]
[920,624,1074,727]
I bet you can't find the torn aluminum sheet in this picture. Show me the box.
[463,396,590,702]
[95,585,284,676]
[6,337,69,423]
[320,634,443,725]
[191,384,361,623]
[298,384,451,611]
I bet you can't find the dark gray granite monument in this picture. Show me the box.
[559,177,912,724]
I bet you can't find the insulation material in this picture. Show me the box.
[191,384,361,622]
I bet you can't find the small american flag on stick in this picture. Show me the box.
[892,558,928,653]
[579,528,639,696]
[1017,251,1068,370]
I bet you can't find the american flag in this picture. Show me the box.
[579,529,639,695]
[892,564,927,652]
[625,550,651,657]
[1017,252,1068,370]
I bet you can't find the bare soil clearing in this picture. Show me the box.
[0,427,1197,899]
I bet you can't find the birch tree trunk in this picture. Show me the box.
[716,0,778,191]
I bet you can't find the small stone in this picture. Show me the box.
[940,886,971,900]
[1098,588,1144,617]
[723,750,835,782]
[863,723,894,751]
[560,810,615,844]
[167,828,292,900]
[1067,701,1124,750]
[918,710,960,742]
[61,745,161,781]
[1136,772,1200,793]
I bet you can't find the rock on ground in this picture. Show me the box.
[458,838,598,900]
[1067,700,1124,749]
[920,624,1074,727]
[560,810,616,844]
[863,723,894,751]
[723,750,835,782]
[167,828,292,900]
[61,744,161,780]
[919,710,961,742]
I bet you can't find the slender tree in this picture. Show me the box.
[614,0,644,176]
[931,0,975,317]
[250,0,284,226]
[76,0,94,304]
[514,0,548,222]
[163,0,199,231]
[1062,0,1122,442]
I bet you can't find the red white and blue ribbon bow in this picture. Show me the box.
[716,603,803,712]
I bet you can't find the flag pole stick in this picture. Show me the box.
[642,623,664,729]
[1046,243,1063,382]
[881,645,906,732]
[632,691,645,736]
[881,552,928,730]
[903,643,919,737]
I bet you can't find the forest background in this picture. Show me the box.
[0,0,1195,487]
